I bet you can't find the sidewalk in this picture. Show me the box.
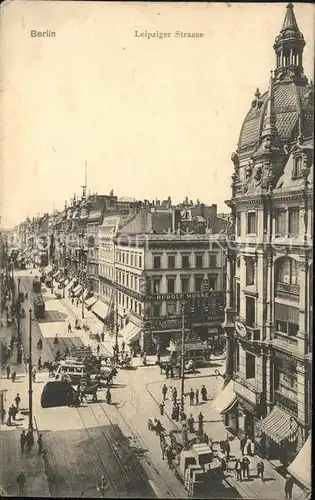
[0,371,50,497]
[147,375,308,500]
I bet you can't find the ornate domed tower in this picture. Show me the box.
[222,3,313,467]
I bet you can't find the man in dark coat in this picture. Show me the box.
[20,430,27,453]
[17,470,26,493]
[285,474,294,499]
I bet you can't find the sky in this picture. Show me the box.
[0,1,314,228]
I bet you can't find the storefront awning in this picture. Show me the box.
[212,380,237,414]
[73,285,82,297]
[120,321,141,344]
[80,288,88,301]
[91,300,109,320]
[85,295,97,307]
[258,406,298,445]
[288,434,311,488]
[72,284,81,294]
[65,278,75,290]
[53,270,61,279]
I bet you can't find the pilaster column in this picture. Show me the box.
[297,258,308,354]
[265,250,273,341]
[296,361,307,450]
[265,351,273,410]
[223,250,235,385]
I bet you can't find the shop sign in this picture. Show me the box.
[234,380,260,406]
[145,316,182,330]
[149,291,223,301]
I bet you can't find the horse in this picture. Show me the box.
[80,382,99,402]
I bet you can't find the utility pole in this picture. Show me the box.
[28,307,33,434]
[17,278,21,340]
[180,300,186,412]
[114,300,119,352]
[81,249,85,319]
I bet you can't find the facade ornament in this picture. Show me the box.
[267,249,273,266]
[283,142,290,155]
[299,259,307,272]
[254,165,263,186]
[245,163,253,180]
[231,151,240,169]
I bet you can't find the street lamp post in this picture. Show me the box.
[28,307,33,434]
[115,302,119,352]
[180,300,186,412]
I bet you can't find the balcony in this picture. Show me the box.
[274,331,298,346]
[274,390,298,417]
[246,326,261,342]
[234,377,263,406]
[275,282,300,301]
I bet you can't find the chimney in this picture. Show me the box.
[172,208,181,233]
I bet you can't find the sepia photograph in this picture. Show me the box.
[0,1,313,498]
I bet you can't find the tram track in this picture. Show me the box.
[74,402,135,497]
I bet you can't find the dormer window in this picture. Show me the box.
[292,156,303,179]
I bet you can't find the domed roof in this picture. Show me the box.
[237,3,313,156]
[238,81,313,154]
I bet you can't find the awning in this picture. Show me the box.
[258,406,298,444]
[65,278,75,290]
[119,321,141,344]
[79,289,88,301]
[91,300,109,320]
[288,434,311,488]
[85,295,97,307]
[53,270,61,279]
[72,284,81,295]
[73,285,82,297]
[45,264,53,274]
[212,380,237,414]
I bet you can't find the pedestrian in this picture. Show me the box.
[180,410,187,422]
[54,334,59,344]
[20,430,26,453]
[187,414,194,433]
[38,433,43,454]
[172,387,177,403]
[6,364,10,379]
[38,357,42,370]
[160,436,167,460]
[201,385,208,401]
[246,437,253,456]
[121,341,125,352]
[195,388,199,405]
[175,403,180,422]
[23,357,28,371]
[166,445,173,469]
[15,393,21,409]
[68,323,71,333]
[284,474,294,499]
[165,365,169,379]
[242,455,250,479]
[240,435,246,455]
[16,470,26,493]
[225,438,231,462]
[162,384,168,401]
[159,402,165,416]
[1,407,6,424]
[71,297,74,305]
[235,459,242,481]
[26,429,34,452]
[96,344,100,355]
[189,388,195,405]
[32,368,36,383]
[106,387,111,405]
[11,370,17,382]
[198,412,204,435]
[101,332,105,342]
[170,365,174,378]
[257,459,265,482]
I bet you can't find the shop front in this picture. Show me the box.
[257,405,298,465]
[234,379,263,444]
[212,380,239,435]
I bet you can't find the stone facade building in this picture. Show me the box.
[219,3,313,468]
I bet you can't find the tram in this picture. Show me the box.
[33,295,45,319]
[32,276,42,293]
